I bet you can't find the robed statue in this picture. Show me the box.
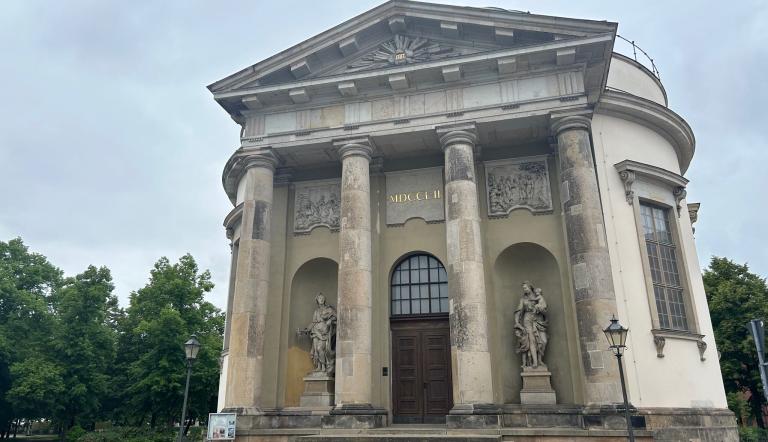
[297,293,337,376]
[513,281,549,369]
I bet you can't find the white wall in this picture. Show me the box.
[607,55,667,106]
[592,113,728,409]
[236,175,247,205]
[217,353,229,412]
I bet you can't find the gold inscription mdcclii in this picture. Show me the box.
[388,189,442,203]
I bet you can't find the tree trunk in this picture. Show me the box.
[183,416,193,436]
[750,391,766,428]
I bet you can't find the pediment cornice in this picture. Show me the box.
[213,32,613,114]
[208,0,617,105]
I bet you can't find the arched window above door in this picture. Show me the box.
[390,254,448,316]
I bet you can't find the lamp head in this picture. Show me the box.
[603,316,629,356]
[184,335,201,361]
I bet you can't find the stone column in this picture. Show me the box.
[551,115,621,404]
[223,151,278,413]
[332,138,377,411]
[436,123,495,410]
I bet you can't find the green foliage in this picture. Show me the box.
[0,237,62,432]
[704,257,768,428]
[66,425,86,442]
[7,356,65,420]
[728,391,752,426]
[739,426,768,442]
[0,238,223,436]
[76,426,174,442]
[54,265,117,428]
[115,254,223,427]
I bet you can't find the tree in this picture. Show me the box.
[704,257,768,428]
[52,266,117,433]
[116,255,223,430]
[0,238,62,438]
[7,357,65,421]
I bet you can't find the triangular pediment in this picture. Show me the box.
[209,0,617,113]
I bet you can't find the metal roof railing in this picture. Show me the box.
[615,34,660,79]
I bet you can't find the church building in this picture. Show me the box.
[208,1,737,440]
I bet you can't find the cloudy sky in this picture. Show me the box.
[1,0,766,310]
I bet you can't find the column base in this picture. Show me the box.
[447,403,502,429]
[323,404,387,428]
[221,406,263,416]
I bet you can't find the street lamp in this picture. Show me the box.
[178,335,201,442]
[603,316,634,442]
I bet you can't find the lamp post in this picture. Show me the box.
[603,316,635,442]
[178,335,201,442]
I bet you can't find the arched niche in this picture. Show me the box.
[493,242,573,404]
[285,257,338,407]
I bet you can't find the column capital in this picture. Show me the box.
[274,167,293,187]
[436,123,477,150]
[550,115,591,137]
[243,150,279,172]
[333,137,373,161]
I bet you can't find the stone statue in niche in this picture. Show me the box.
[297,293,337,377]
[294,183,340,234]
[514,281,549,368]
[486,158,552,216]
[514,280,557,404]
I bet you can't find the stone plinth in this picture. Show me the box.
[520,366,556,405]
[299,374,335,407]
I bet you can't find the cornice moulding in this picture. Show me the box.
[214,33,613,101]
[597,90,695,173]
[614,159,688,189]
[223,203,244,230]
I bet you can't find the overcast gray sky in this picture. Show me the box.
[1,0,766,310]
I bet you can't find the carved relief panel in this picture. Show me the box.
[293,180,341,234]
[485,156,553,217]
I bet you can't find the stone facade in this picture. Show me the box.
[211,1,736,440]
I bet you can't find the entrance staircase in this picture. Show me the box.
[297,425,501,442]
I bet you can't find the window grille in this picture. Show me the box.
[390,254,448,316]
[640,203,688,331]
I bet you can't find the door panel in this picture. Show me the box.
[392,329,422,422]
[391,318,452,424]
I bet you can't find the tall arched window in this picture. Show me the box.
[391,254,448,316]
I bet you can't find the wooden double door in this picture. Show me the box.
[391,317,453,424]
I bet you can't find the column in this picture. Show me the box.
[436,123,495,408]
[551,115,621,404]
[223,151,278,413]
[333,138,375,409]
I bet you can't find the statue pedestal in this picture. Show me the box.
[299,373,335,407]
[520,366,556,405]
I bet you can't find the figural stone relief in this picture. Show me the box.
[485,157,553,217]
[293,180,340,234]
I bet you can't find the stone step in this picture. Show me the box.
[298,436,501,442]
